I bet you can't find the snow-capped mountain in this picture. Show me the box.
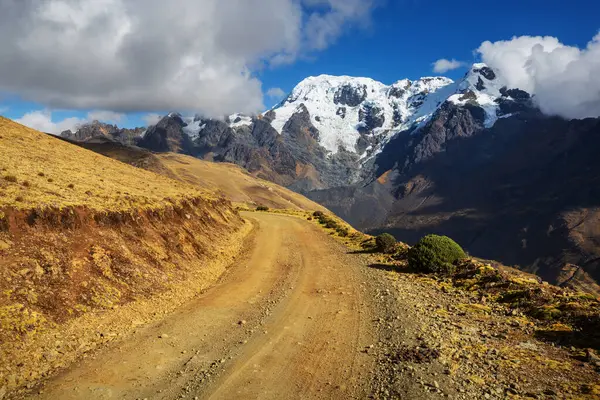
[63,62,533,191]
[267,74,453,155]
[245,62,520,161]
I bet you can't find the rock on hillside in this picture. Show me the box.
[61,120,144,145]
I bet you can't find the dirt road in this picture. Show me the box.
[32,212,377,400]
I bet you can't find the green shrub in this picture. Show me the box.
[325,220,338,229]
[336,227,349,237]
[256,205,269,211]
[376,233,396,253]
[313,211,324,218]
[408,234,466,274]
[317,214,329,225]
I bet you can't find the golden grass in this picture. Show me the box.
[154,153,327,211]
[0,117,209,211]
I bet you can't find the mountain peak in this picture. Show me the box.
[270,73,455,155]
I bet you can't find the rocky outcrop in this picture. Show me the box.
[358,103,385,134]
[61,121,144,145]
[334,84,367,107]
[137,113,191,153]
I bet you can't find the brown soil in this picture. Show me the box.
[0,197,247,396]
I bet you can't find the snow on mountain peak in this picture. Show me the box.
[160,63,524,160]
[269,74,455,155]
[448,63,507,127]
[227,113,253,128]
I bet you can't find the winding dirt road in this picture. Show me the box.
[33,212,377,400]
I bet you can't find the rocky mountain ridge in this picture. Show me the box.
[61,120,144,146]
[65,63,518,191]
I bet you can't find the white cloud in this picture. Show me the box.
[0,0,377,117]
[16,110,85,134]
[142,113,163,126]
[432,58,465,73]
[266,87,286,99]
[16,109,127,134]
[477,33,600,119]
[302,0,376,51]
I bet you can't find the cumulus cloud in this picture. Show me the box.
[16,111,86,134]
[266,87,287,99]
[302,0,376,51]
[0,0,377,117]
[16,109,127,134]
[432,58,465,73]
[477,33,600,119]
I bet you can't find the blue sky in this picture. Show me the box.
[260,0,600,101]
[1,0,599,130]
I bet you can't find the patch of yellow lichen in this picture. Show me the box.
[457,303,492,314]
[0,303,48,336]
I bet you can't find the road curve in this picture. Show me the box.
[32,212,376,400]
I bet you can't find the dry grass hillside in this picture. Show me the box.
[155,153,328,211]
[0,118,209,211]
[69,140,328,212]
[0,117,248,395]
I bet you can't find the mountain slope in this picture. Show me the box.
[0,117,248,395]
[62,139,328,212]
[0,118,204,211]
[310,103,600,293]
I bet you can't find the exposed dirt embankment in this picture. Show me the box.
[0,197,250,396]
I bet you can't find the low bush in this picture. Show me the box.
[3,175,17,183]
[376,233,396,253]
[336,227,349,237]
[256,205,269,211]
[325,220,338,229]
[313,211,324,218]
[408,234,466,274]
